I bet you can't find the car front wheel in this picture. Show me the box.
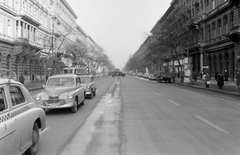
[71,98,78,113]
[25,122,39,155]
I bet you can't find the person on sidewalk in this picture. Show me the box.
[215,72,218,81]
[217,73,224,89]
[202,72,206,85]
[193,71,197,82]
[205,73,210,88]
[32,73,35,83]
[224,70,229,83]
[19,73,24,84]
[235,71,240,89]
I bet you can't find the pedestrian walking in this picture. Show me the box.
[224,70,229,83]
[193,71,197,82]
[19,73,24,84]
[205,73,210,88]
[235,71,240,89]
[202,72,206,85]
[215,72,218,81]
[32,73,35,83]
[217,73,224,89]
[46,74,49,81]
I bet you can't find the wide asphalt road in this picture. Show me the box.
[29,76,116,155]
[60,75,240,155]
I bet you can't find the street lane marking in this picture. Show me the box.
[155,92,162,96]
[40,127,50,135]
[168,99,180,106]
[195,115,228,134]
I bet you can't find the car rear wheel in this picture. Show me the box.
[93,89,96,96]
[71,98,78,113]
[25,122,39,155]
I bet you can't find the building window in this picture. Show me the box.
[212,22,216,39]
[223,15,228,34]
[217,19,222,37]
[230,12,234,29]
[7,19,11,36]
[212,0,215,10]
[207,25,211,41]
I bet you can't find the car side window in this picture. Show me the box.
[0,88,7,111]
[9,86,25,106]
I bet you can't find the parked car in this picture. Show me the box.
[148,74,156,80]
[35,74,85,113]
[156,71,172,83]
[137,72,143,77]
[0,76,46,155]
[79,75,97,99]
[143,73,150,79]
[132,73,136,76]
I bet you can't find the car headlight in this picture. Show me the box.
[68,94,73,100]
[35,95,41,101]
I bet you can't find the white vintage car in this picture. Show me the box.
[79,75,97,99]
[35,74,85,113]
[0,77,46,155]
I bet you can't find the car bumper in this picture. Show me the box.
[37,100,74,109]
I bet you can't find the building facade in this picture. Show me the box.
[0,0,88,82]
[137,0,240,80]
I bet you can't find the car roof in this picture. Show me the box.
[49,74,79,78]
[0,77,21,85]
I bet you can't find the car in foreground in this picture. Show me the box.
[35,74,85,113]
[0,76,46,155]
[79,75,97,99]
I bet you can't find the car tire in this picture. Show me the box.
[81,94,85,105]
[93,89,96,96]
[25,122,39,155]
[71,98,78,113]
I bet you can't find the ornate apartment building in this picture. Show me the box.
[137,0,240,80]
[0,0,87,82]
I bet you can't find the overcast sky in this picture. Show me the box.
[67,0,172,70]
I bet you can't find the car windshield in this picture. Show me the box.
[80,77,91,83]
[47,77,75,86]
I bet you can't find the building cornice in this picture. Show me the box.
[60,0,78,19]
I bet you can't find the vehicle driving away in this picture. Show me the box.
[63,67,88,75]
[35,74,85,113]
[79,74,97,99]
[0,70,46,155]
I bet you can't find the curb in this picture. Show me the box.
[174,82,240,97]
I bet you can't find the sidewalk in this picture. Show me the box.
[173,77,240,96]
[24,81,45,91]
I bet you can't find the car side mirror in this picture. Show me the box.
[43,85,45,88]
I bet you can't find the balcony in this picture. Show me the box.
[227,26,240,43]
[14,38,29,45]
[16,10,41,27]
